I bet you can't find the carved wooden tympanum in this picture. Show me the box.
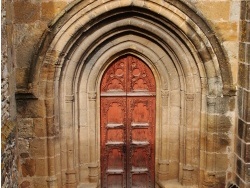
[100,55,156,187]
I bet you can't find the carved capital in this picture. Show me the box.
[186,93,195,101]
[88,92,97,101]
[207,96,216,106]
[161,89,169,97]
[161,90,169,106]
[65,95,74,103]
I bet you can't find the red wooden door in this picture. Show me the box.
[100,55,156,188]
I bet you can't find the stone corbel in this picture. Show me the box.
[15,83,38,100]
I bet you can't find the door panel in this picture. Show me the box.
[101,97,126,188]
[127,97,155,188]
[101,55,155,188]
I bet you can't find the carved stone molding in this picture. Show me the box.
[161,90,169,106]
[65,95,74,103]
[88,92,97,101]
[186,93,195,101]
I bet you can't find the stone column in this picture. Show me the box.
[203,96,217,187]
[158,90,170,180]
[88,91,99,183]
[65,95,77,188]
[182,93,195,185]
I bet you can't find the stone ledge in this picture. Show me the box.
[157,180,198,188]
[77,183,98,188]
[15,89,38,100]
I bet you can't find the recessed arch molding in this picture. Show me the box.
[16,1,236,188]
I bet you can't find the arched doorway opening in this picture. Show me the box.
[100,55,156,187]
[23,1,235,188]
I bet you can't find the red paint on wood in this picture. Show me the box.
[101,55,155,187]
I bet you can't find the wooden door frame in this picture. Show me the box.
[92,51,162,187]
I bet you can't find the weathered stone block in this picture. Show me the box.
[45,81,55,98]
[246,43,250,65]
[33,118,46,137]
[217,133,231,152]
[240,1,246,20]
[46,117,57,137]
[35,158,48,176]
[243,90,250,122]
[214,22,238,41]
[239,41,246,62]
[20,180,31,188]
[45,99,54,118]
[18,138,29,154]
[247,21,250,42]
[196,1,230,21]
[168,161,179,179]
[207,114,217,133]
[236,137,242,157]
[230,1,240,22]
[236,156,245,179]
[238,118,244,139]
[16,68,29,88]
[1,121,16,149]
[238,88,244,119]
[246,123,250,142]
[244,144,250,163]
[15,22,47,68]
[215,153,228,171]
[33,176,48,188]
[217,115,232,133]
[18,118,33,139]
[47,138,55,158]
[40,63,56,81]
[41,1,67,21]
[30,138,47,158]
[238,63,249,89]
[215,171,227,187]
[22,158,36,177]
[14,1,40,23]
[17,100,46,118]
[247,2,250,21]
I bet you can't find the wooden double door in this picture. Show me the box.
[100,55,156,188]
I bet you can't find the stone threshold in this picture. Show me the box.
[77,183,98,188]
[157,180,198,188]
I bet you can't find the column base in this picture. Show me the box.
[66,169,77,188]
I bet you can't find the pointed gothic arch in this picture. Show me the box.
[24,0,235,187]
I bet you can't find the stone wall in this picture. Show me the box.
[12,0,240,90]
[13,0,72,90]
[1,0,247,187]
[1,0,18,187]
[192,0,240,86]
[235,1,250,188]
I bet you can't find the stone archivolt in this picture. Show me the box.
[18,0,235,187]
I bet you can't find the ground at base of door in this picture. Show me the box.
[158,180,198,188]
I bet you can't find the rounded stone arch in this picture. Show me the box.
[26,0,235,187]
